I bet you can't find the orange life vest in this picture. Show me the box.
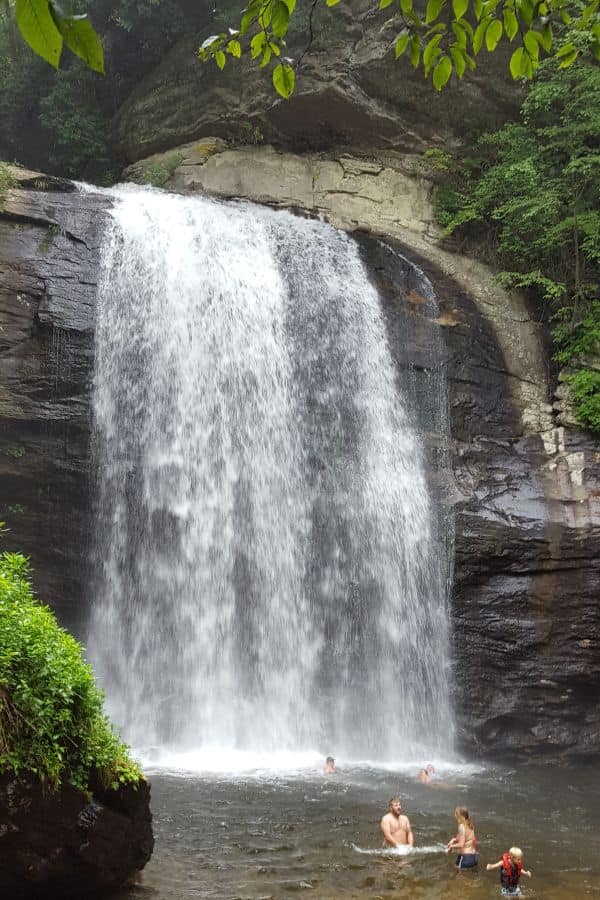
[501,852,522,888]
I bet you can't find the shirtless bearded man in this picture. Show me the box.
[380,797,414,848]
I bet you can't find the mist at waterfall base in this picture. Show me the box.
[88,184,454,772]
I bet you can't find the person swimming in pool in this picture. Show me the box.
[417,764,436,784]
[445,806,478,870]
[324,756,336,774]
[380,797,414,848]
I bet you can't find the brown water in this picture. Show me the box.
[118,763,600,900]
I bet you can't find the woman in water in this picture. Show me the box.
[445,806,478,870]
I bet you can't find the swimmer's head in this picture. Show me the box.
[455,806,472,826]
[326,756,334,765]
[389,797,402,814]
[509,847,523,862]
[426,764,435,774]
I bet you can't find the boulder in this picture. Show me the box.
[0,774,153,899]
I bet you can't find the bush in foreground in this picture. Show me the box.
[0,547,141,791]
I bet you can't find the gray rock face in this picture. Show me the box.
[0,774,153,898]
[1,172,599,761]
[0,173,108,629]
[112,0,519,163]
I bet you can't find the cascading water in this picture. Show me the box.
[88,184,453,765]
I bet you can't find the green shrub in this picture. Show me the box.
[0,550,142,791]
[0,161,17,211]
[424,51,600,433]
[143,152,184,187]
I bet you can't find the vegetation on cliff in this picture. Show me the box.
[0,162,17,211]
[198,0,600,97]
[428,50,600,432]
[0,539,141,790]
[0,0,212,179]
[5,0,599,101]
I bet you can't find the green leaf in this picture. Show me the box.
[424,33,443,67]
[509,45,524,77]
[272,61,295,97]
[410,33,421,66]
[15,0,63,68]
[520,45,533,75]
[432,54,452,89]
[558,47,579,67]
[452,21,467,46]
[523,30,539,60]
[400,0,413,12]
[450,44,466,76]
[555,41,577,58]
[227,39,242,57]
[215,49,226,69]
[503,7,518,40]
[453,0,468,17]
[485,18,502,50]
[259,46,272,66]
[326,0,342,6]
[473,19,487,53]
[271,0,289,38]
[240,8,257,34]
[280,0,296,11]
[520,0,534,26]
[481,0,499,14]
[425,0,445,25]
[51,7,104,73]
[539,24,552,52]
[380,0,395,8]
[394,29,411,57]
[473,0,483,18]
[250,31,266,58]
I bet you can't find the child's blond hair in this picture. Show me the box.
[509,847,523,859]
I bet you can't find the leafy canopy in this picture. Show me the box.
[199,0,600,98]
[12,0,104,71]
[428,50,600,431]
[8,0,599,101]
[0,547,142,790]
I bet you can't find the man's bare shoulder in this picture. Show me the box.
[400,814,411,828]
[381,812,394,824]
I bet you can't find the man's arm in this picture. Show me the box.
[486,859,503,870]
[380,815,399,847]
[404,816,414,847]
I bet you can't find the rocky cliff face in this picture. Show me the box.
[1,157,599,761]
[0,773,153,898]
[111,0,519,164]
[0,169,109,631]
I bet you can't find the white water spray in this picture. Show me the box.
[88,185,453,766]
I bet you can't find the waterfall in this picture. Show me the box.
[88,185,454,764]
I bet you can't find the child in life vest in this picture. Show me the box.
[486,847,532,895]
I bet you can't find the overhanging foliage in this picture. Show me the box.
[0,543,142,791]
[428,51,600,431]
